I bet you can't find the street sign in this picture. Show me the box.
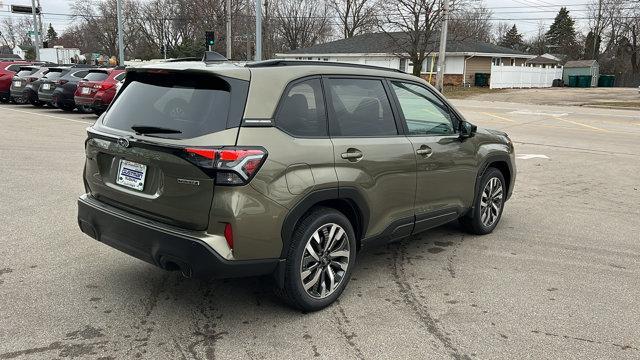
[11,5,40,14]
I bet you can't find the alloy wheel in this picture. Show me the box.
[300,223,350,299]
[480,177,503,227]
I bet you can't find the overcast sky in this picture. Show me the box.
[1,0,593,39]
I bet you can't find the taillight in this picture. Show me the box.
[57,79,68,85]
[184,147,267,185]
[99,82,114,90]
[224,223,233,249]
[26,77,37,83]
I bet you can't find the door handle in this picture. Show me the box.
[416,145,433,156]
[341,149,363,160]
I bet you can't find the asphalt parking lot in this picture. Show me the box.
[0,100,639,360]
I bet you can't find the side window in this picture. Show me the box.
[390,81,455,136]
[275,78,326,137]
[325,78,397,136]
[115,73,126,81]
[7,64,22,72]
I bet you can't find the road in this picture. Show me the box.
[0,101,638,360]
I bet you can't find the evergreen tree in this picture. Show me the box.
[499,24,523,50]
[45,23,58,46]
[545,7,579,58]
[583,31,601,60]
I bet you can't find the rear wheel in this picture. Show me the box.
[59,104,75,112]
[276,207,356,312]
[460,167,506,235]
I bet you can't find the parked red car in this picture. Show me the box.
[74,68,124,113]
[91,68,125,115]
[0,61,30,103]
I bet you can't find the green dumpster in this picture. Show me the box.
[598,75,615,87]
[568,75,578,87]
[577,75,592,88]
[474,73,490,87]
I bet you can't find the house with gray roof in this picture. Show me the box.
[275,32,535,86]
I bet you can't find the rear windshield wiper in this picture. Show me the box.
[131,125,182,135]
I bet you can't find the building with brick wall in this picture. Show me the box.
[275,32,534,87]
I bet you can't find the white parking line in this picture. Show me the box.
[0,106,94,125]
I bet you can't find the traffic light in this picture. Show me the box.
[205,31,215,47]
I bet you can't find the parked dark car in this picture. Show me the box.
[91,68,125,115]
[0,61,30,103]
[9,66,41,104]
[74,69,111,112]
[34,66,71,107]
[14,66,52,106]
[51,67,93,111]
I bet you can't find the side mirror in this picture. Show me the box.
[459,121,477,139]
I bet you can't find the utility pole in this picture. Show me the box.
[246,0,251,60]
[30,0,40,60]
[116,0,124,65]
[255,0,262,60]
[226,0,232,59]
[161,17,167,60]
[592,0,602,59]
[36,0,43,46]
[435,0,448,93]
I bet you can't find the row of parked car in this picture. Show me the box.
[0,61,125,115]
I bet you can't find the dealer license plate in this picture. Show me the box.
[13,81,21,87]
[116,160,147,191]
[42,83,50,90]
[81,87,90,94]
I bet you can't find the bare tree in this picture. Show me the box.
[329,0,378,39]
[379,0,449,77]
[0,17,35,48]
[493,22,511,45]
[449,3,493,43]
[275,0,333,51]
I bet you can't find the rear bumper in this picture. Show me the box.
[77,194,279,279]
[38,92,54,103]
[74,96,93,106]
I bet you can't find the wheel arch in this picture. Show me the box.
[469,154,513,217]
[280,187,369,259]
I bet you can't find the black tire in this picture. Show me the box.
[59,104,75,112]
[94,109,104,116]
[30,99,44,107]
[460,167,506,235]
[276,207,357,312]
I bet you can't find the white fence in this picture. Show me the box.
[489,65,563,89]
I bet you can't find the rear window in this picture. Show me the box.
[102,72,237,139]
[44,70,66,80]
[6,64,22,72]
[16,69,36,77]
[84,72,108,81]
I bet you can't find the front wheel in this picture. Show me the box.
[460,167,506,235]
[276,207,356,312]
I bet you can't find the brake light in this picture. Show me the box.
[224,223,233,249]
[99,82,114,90]
[184,147,267,185]
[26,77,37,83]
[56,79,68,85]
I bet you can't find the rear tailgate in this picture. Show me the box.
[84,69,249,231]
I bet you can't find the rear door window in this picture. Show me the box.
[84,72,108,81]
[114,73,126,81]
[325,78,397,136]
[275,78,326,137]
[102,71,238,139]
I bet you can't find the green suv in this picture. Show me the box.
[77,59,515,311]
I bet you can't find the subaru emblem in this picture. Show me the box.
[117,138,130,148]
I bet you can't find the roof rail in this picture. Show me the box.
[166,57,201,62]
[245,59,406,73]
